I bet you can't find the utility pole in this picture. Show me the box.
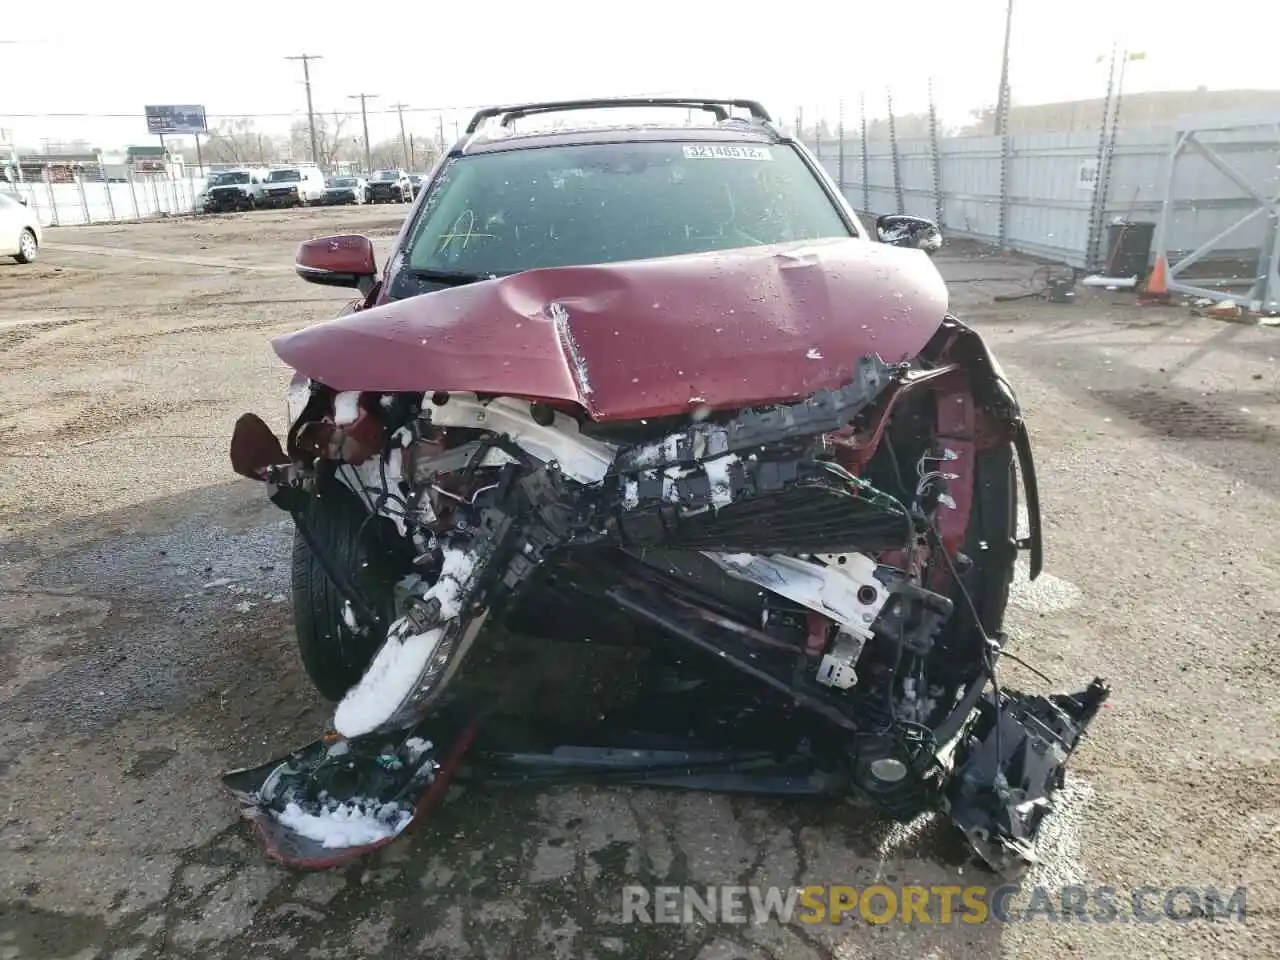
[993,0,1014,136]
[389,102,411,170]
[285,53,323,165]
[349,93,378,173]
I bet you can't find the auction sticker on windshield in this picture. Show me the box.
[682,145,773,161]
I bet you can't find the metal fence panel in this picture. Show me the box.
[808,120,1276,269]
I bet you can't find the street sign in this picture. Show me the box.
[144,105,208,136]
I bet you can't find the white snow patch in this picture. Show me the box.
[404,738,434,763]
[334,626,448,738]
[806,347,824,360]
[341,601,361,632]
[202,578,232,589]
[1008,561,1082,615]
[333,391,362,426]
[274,800,412,850]
[702,454,738,508]
[623,480,640,509]
[234,600,254,613]
[333,547,477,738]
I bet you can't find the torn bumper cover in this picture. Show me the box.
[224,675,1109,873]
[945,678,1110,875]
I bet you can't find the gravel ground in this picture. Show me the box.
[1,209,1278,959]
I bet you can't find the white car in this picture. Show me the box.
[0,192,40,264]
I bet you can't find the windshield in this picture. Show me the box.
[402,141,852,277]
[329,178,356,187]
[266,169,301,182]
[373,170,399,181]
[211,171,250,186]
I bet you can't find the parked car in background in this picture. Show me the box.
[0,192,40,263]
[323,175,370,205]
[204,169,268,212]
[262,166,327,208]
[407,173,423,198]
[368,169,412,203]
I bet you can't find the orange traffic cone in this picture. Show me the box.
[1138,253,1171,303]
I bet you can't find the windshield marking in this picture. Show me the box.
[682,145,772,161]
[435,209,497,255]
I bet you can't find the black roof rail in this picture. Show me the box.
[464,97,773,134]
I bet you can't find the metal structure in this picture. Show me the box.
[1153,111,1280,313]
[836,99,845,191]
[859,93,870,213]
[466,97,772,135]
[927,78,944,228]
[994,0,1014,137]
[1084,46,1120,272]
[887,89,904,215]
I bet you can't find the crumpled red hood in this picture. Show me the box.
[272,237,948,422]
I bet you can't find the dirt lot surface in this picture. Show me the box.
[1,208,1278,959]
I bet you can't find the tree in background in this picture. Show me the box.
[204,118,280,165]
[366,138,442,171]
[289,112,352,167]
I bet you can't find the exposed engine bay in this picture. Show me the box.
[228,317,1108,876]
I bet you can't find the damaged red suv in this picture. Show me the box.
[227,98,1107,873]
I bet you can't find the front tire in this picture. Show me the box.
[291,479,403,701]
[14,228,37,264]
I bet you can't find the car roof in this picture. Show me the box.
[458,120,783,156]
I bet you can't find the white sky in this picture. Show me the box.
[2,0,1276,147]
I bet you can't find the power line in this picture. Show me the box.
[348,93,378,173]
[285,53,323,164]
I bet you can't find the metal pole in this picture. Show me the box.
[349,93,378,173]
[887,88,904,215]
[391,102,411,169]
[994,0,1014,136]
[437,113,446,151]
[101,159,116,222]
[286,53,323,165]
[927,77,945,228]
[859,93,869,214]
[837,99,845,192]
[1085,45,1119,271]
[194,133,204,177]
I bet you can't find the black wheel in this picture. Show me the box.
[291,477,406,701]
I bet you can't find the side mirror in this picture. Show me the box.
[875,214,943,255]
[296,234,378,295]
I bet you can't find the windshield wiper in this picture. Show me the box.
[408,268,499,287]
